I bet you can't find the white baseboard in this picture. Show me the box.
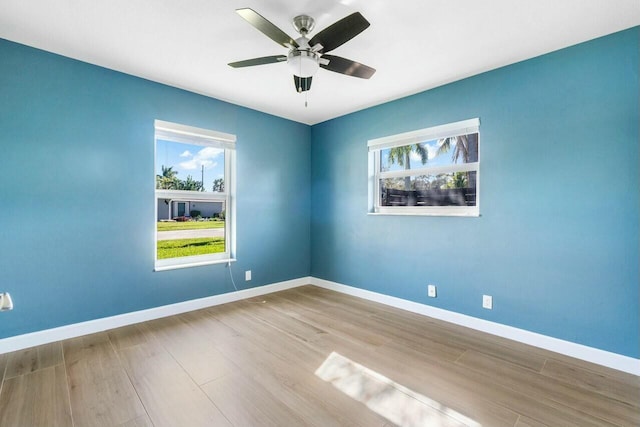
[310,277,640,376]
[0,277,310,354]
[2,275,638,376]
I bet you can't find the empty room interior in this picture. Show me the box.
[0,1,639,426]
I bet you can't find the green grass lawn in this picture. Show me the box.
[157,221,225,231]
[157,237,225,259]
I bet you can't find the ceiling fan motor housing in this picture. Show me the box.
[292,14,315,35]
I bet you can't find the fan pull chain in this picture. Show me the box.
[299,57,303,94]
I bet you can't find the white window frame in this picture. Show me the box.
[154,120,236,271]
[368,118,480,217]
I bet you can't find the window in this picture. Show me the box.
[154,120,236,270]
[368,118,480,216]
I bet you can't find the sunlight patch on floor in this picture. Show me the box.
[315,351,481,427]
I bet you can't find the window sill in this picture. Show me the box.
[368,210,479,217]
[154,258,236,272]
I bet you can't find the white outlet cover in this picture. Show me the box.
[482,295,493,309]
[427,285,437,298]
[245,270,251,281]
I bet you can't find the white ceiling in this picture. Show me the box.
[1,1,638,125]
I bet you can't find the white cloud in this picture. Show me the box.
[179,146,223,170]
[410,151,423,162]
[179,150,193,158]
[426,142,440,160]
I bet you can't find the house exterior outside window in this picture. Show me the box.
[154,120,236,270]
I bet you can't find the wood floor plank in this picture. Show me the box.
[211,333,391,427]
[4,341,63,379]
[541,358,640,407]
[291,286,546,372]
[210,301,327,371]
[117,340,231,427]
[379,341,602,427]
[371,311,547,372]
[117,414,154,427]
[299,286,548,368]
[515,415,549,427]
[256,293,383,354]
[315,350,479,427]
[531,343,640,383]
[457,349,639,426]
[179,309,242,341]
[63,333,147,427]
[268,292,392,348]
[272,292,471,371]
[289,297,599,427]
[343,337,519,427]
[63,331,111,364]
[144,314,236,385]
[238,298,329,344]
[0,364,72,427]
[214,296,517,427]
[209,303,392,426]
[202,371,308,426]
[108,324,151,350]
[0,352,8,392]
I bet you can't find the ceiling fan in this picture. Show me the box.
[228,8,376,94]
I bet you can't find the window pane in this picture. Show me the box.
[156,139,225,192]
[380,172,477,207]
[380,133,478,172]
[157,200,226,259]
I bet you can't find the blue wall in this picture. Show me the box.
[0,39,311,338]
[311,28,639,358]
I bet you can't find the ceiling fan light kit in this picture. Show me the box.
[287,50,319,78]
[229,8,375,95]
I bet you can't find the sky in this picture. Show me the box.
[156,139,224,192]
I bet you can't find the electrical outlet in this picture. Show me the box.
[245,270,252,281]
[482,294,493,310]
[0,292,13,311]
[427,284,437,298]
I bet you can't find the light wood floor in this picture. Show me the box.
[0,285,638,426]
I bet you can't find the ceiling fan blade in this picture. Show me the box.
[320,55,376,79]
[236,8,298,49]
[294,75,313,92]
[309,12,370,53]
[228,55,287,68]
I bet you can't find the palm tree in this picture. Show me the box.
[178,175,203,191]
[161,165,177,178]
[156,165,179,189]
[437,134,479,188]
[438,133,479,164]
[446,172,468,189]
[212,178,224,193]
[387,144,428,190]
